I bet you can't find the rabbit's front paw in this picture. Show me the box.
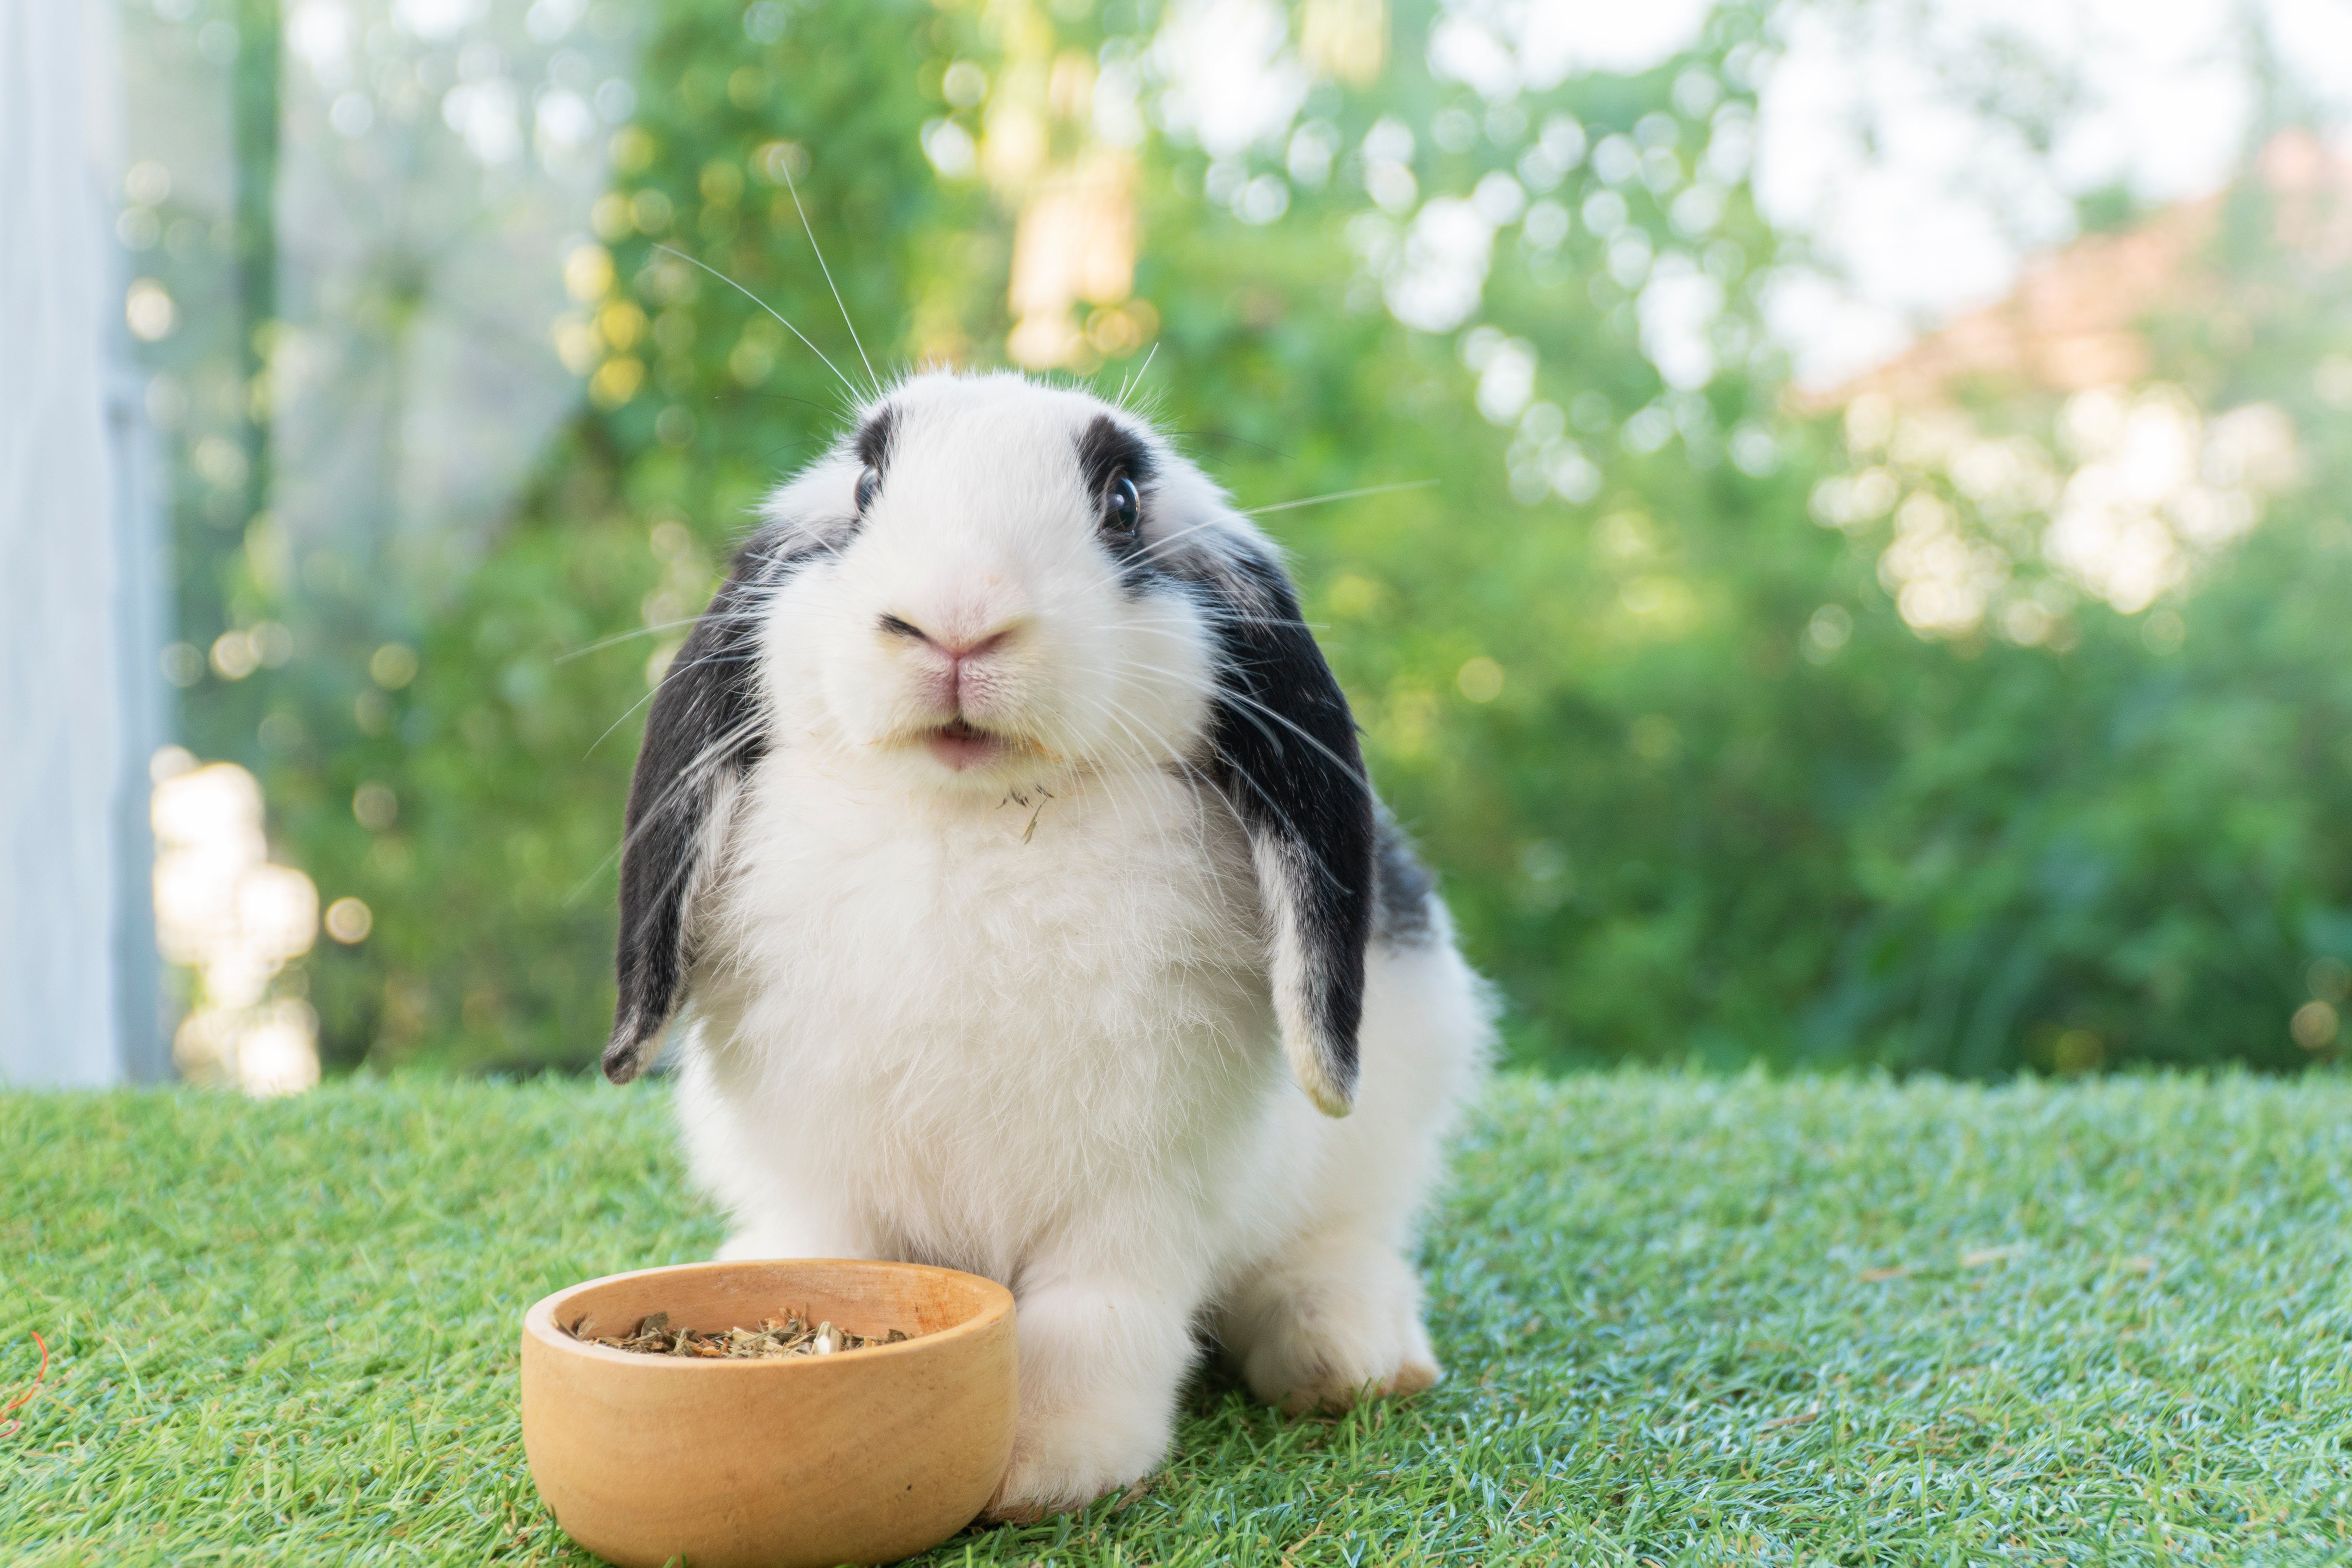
[1232,1239,1444,1415]
[1245,1308,1442,1414]
[981,1404,1162,1522]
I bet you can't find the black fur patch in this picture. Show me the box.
[1076,412,1156,503]
[604,531,800,1083]
[1371,807,1437,949]
[855,404,899,474]
[1076,415,1162,585]
[1198,545,1375,1102]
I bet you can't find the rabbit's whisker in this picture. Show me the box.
[1114,342,1159,409]
[556,610,772,664]
[1065,666,1280,849]
[1240,479,1438,516]
[777,161,879,394]
[652,243,861,402]
[1090,646,1371,794]
[566,709,763,902]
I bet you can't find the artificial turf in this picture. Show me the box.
[3,1069,2349,1565]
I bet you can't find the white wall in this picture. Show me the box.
[0,0,165,1086]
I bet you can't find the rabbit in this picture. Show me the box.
[600,369,1492,1519]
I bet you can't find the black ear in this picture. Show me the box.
[603,545,776,1084]
[1201,547,1375,1116]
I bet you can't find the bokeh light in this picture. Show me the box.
[325,897,374,944]
[151,752,321,1095]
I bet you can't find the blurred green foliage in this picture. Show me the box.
[171,0,2352,1077]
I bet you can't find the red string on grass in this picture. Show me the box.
[0,1332,48,1438]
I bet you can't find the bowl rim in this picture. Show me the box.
[523,1257,1015,1371]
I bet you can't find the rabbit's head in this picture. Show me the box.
[606,371,1377,1118]
[757,372,1222,795]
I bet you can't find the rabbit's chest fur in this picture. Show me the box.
[680,747,1291,1280]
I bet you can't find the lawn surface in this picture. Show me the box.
[3,1070,2349,1565]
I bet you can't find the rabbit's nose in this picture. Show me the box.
[877,613,1019,662]
[943,627,1015,662]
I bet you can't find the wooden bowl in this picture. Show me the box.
[520,1259,1017,1568]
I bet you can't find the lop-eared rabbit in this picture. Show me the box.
[603,371,1490,1517]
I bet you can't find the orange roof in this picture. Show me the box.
[1799,130,2352,414]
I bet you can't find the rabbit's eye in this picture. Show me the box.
[1104,475,1140,534]
[854,466,881,514]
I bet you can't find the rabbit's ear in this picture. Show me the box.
[603,544,776,1084]
[1201,546,1376,1117]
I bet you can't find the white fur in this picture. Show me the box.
[666,372,1491,1515]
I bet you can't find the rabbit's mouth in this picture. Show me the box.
[925,717,1006,772]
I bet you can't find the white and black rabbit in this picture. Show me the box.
[602,369,1491,1517]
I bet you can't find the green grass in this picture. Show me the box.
[5,1070,2350,1565]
